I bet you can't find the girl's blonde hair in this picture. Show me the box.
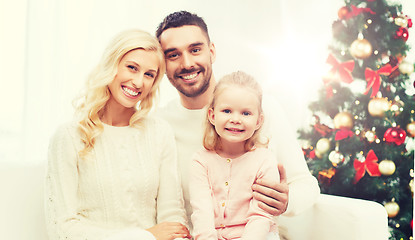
[203,71,268,152]
[74,29,166,158]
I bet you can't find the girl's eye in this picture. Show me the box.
[242,111,251,116]
[223,109,231,113]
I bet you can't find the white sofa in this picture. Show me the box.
[0,163,390,240]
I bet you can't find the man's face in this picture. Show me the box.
[159,25,216,98]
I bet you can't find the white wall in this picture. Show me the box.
[0,0,414,165]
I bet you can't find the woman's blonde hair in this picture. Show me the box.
[203,71,268,152]
[74,29,166,158]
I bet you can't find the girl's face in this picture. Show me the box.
[208,86,263,147]
[108,49,159,110]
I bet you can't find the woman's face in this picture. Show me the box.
[108,49,159,110]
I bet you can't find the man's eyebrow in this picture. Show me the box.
[164,48,176,55]
[189,42,204,48]
[163,42,205,55]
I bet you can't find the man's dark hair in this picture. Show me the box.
[155,11,210,42]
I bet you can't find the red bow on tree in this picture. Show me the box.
[335,128,354,140]
[324,54,355,84]
[344,5,376,19]
[323,54,355,98]
[353,149,381,184]
[364,64,394,97]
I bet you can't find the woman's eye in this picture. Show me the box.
[145,72,155,78]
[127,65,137,71]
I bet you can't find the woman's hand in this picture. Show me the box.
[252,163,289,216]
[146,222,191,240]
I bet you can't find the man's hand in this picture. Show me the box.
[252,163,289,216]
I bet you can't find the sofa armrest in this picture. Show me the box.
[278,194,389,240]
[0,163,48,240]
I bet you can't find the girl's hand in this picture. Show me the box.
[146,222,191,240]
[252,163,289,216]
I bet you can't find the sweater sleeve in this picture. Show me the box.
[189,151,218,240]
[262,95,320,216]
[242,150,278,240]
[155,119,188,226]
[45,124,156,240]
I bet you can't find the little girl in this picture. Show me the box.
[189,71,280,240]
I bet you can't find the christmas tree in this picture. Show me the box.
[297,0,414,239]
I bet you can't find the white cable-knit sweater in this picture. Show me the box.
[45,117,187,240]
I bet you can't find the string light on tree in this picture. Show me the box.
[365,130,377,143]
[390,96,404,116]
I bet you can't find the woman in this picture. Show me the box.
[45,29,190,240]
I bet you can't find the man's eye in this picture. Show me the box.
[191,48,201,53]
[167,53,179,59]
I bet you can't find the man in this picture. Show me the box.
[155,10,319,230]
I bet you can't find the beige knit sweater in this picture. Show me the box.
[45,117,187,240]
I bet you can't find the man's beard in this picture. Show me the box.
[171,67,212,98]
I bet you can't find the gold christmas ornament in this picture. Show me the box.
[406,121,415,137]
[328,150,344,165]
[368,98,391,117]
[384,201,400,218]
[316,138,331,155]
[315,150,323,159]
[333,112,354,129]
[399,61,414,75]
[409,179,414,194]
[394,14,408,27]
[379,160,396,176]
[350,38,373,59]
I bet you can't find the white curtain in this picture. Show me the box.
[1,0,414,165]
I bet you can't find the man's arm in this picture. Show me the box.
[252,94,320,217]
[252,163,288,216]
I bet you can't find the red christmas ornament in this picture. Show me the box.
[384,127,406,145]
[338,6,350,20]
[395,27,409,41]
[309,150,316,159]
